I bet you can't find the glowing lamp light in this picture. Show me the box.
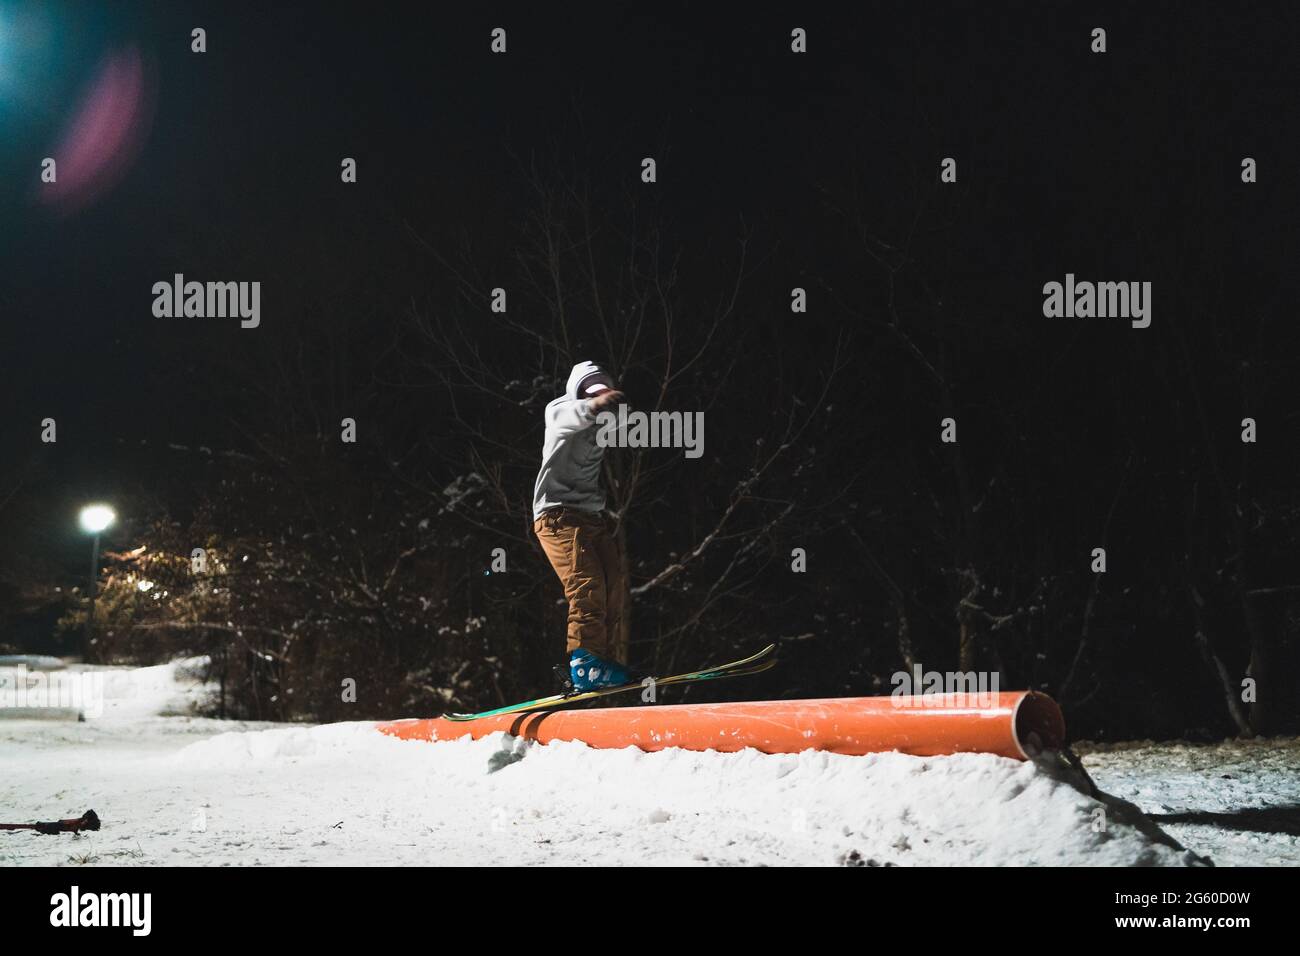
[79,503,116,534]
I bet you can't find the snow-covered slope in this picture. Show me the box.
[0,660,1285,866]
[1078,737,1300,868]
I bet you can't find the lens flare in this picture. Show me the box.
[40,45,152,215]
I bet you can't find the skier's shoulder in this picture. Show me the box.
[544,393,592,423]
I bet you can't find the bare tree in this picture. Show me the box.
[400,143,843,672]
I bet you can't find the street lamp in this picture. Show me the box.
[78,504,116,652]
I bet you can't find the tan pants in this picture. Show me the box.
[534,508,627,661]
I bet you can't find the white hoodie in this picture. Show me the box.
[532,361,610,520]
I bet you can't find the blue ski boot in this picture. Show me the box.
[568,649,633,692]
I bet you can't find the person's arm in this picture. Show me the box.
[545,390,624,438]
[545,397,596,438]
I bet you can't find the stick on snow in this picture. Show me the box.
[0,809,100,835]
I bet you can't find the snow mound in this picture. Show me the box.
[0,656,217,723]
[2,661,1253,865]
[166,722,1203,866]
[173,721,379,765]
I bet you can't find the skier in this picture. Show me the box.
[533,360,633,692]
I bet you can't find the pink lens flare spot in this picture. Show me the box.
[41,47,152,215]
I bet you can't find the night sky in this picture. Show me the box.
[4,3,1295,414]
[5,2,1296,429]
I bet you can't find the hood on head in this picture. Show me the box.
[565,360,615,400]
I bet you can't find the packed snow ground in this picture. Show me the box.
[1,660,1294,866]
[1076,737,1300,867]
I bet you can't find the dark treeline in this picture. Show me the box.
[1,3,1296,738]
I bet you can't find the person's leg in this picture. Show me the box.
[596,514,628,664]
[534,511,612,658]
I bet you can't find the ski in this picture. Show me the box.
[443,643,777,721]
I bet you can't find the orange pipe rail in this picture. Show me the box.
[377,691,1065,760]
